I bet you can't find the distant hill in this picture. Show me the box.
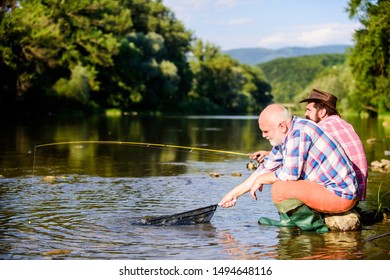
[257,54,347,103]
[223,45,350,65]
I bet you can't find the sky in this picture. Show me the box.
[163,0,360,51]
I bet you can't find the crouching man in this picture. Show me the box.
[219,104,359,233]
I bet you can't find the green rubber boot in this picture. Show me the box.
[258,213,296,227]
[289,205,329,233]
[258,198,303,228]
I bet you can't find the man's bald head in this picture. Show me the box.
[258,104,292,147]
[259,104,292,126]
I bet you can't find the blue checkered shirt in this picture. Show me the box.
[259,116,358,200]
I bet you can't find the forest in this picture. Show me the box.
[0,0,389,117]
[258,54,346,105]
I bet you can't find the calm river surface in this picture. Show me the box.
[0,113,389,260]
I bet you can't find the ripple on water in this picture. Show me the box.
[1,173,390,259]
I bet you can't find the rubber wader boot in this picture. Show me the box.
[258,213,296,227]
[258,198,303,228]
[289,205,329,233]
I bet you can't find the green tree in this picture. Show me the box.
[241,64,272,113]
[1,0,270,115]
[188,39,272,114]
[0,0,192,114]
[347,0,390,116]
[0,0,128,112]
[102,0,192,112]
[296,64,356,114]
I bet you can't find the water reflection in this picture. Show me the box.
[277,229,365,260]
[1,114,389,177]
[215,227,370,260]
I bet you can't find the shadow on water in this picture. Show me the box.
[0,114,389,259]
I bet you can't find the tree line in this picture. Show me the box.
[0,0,389,117]
[0,0,271,116]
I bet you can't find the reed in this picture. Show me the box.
[376,181,390,218]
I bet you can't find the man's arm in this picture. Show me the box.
[219,170,260,208]
[249,172,279,200]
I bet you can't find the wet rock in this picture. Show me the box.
[359,210,384,225]
[371,159,390,172]
[41,175,66,184]
[383,207,390,220]
[209,172,223,178]
[41,176,57,183]
[42,249,72,256]
[367,138,380,144]
[324,210,361,231]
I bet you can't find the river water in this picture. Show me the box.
[0,114,389,260]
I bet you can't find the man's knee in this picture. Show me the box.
[271,181,290,203]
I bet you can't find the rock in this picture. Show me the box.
[41,175,66,184]
[324,210,361,231]
[209,172,222,178]
[359,209,384,225]
[41,176,57,183]
[42,249,72,256]
[370,159,390,172]
[366,138,379,144]
[383,207,390,220]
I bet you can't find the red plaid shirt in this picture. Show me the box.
[319,115,368,201]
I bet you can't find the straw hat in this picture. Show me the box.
[299,88,339,115]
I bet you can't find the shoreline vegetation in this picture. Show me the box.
[1,1,389,118]
[1,106,390,121]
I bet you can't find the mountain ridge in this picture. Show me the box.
[223,45,350,65]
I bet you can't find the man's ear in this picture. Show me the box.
[318,108,327,119]
[280,122,289,133]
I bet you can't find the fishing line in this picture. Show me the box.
[32,140,250,176]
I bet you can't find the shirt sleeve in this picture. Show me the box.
[275,129,311,181]
[258,146,283,175]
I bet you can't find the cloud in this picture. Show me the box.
[163,0,360,50]
[257,22,360,48]
[217,18,256,26]
[164,0,249,11]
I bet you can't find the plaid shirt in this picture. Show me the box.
[260,116,358,200]
[320,115,367,201]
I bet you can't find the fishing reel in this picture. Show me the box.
[246,160,259,171]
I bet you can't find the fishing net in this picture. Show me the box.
[133,204,218,226]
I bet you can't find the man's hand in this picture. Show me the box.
[218,193,238,208]
[249,150,270,163]
[249,179,264,201]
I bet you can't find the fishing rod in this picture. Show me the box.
[32,141,254,176]
[34,140,250,156]
[33,140,259,176]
